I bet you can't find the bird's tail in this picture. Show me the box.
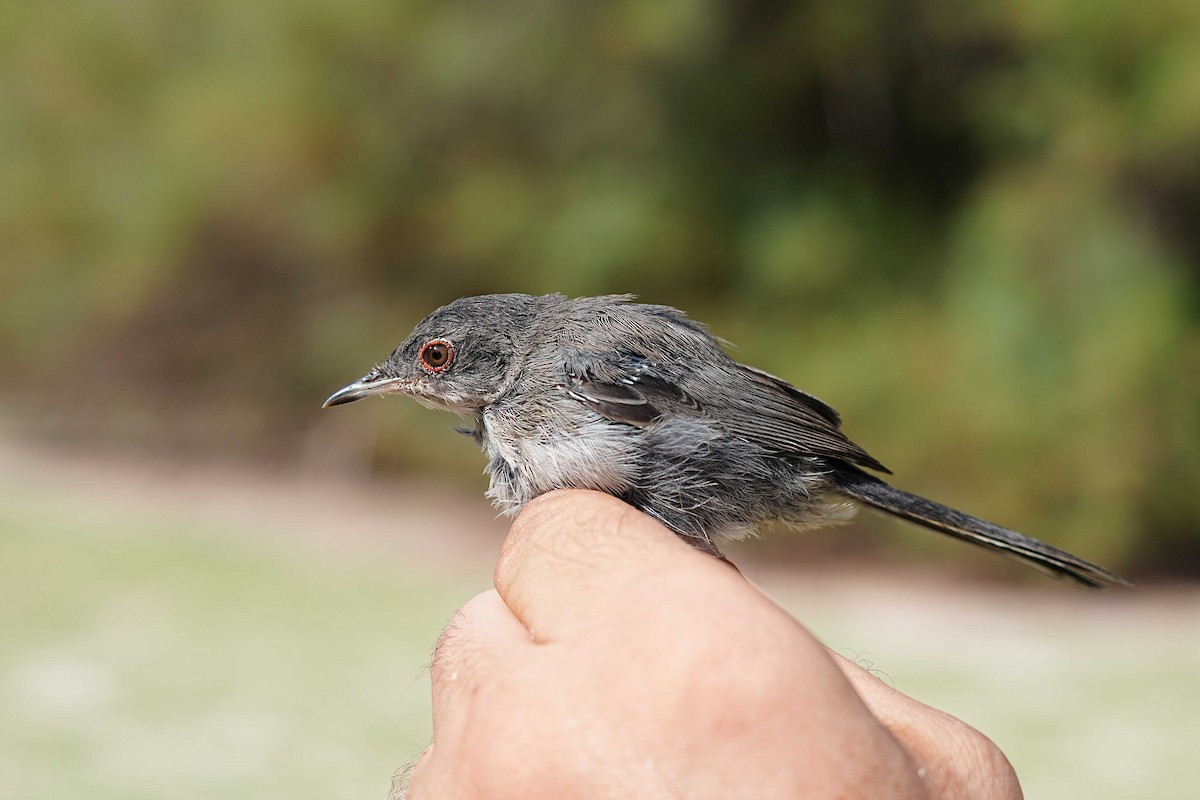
[831,469,1130,589]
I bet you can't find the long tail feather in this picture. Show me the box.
[832,470,1130,589]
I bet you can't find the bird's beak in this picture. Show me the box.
[322,374,414,407]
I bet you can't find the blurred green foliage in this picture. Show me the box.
[1,0,1197,570]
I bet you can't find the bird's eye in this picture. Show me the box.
[419,339,455,372]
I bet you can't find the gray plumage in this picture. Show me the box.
[324,293,1128,588]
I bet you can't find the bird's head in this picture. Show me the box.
[323,294,549,414]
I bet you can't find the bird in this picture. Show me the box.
[323,293,1128,588]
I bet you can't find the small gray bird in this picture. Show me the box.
[324,293,1127,588]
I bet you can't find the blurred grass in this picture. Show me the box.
[2,455,1197,798]
[0,483,471,799]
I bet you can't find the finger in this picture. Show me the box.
[429,590,533,743]
[430,590,531,683]
[494,489,737,641]
[830,652,1022,798]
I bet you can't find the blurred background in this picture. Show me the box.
[2,1,1198,797]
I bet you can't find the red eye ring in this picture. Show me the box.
[418,339,455,373]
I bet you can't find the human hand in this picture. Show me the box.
[400,490,1022,799]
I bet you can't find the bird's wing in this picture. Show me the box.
[563,351,889,473]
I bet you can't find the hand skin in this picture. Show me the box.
[401,490,1023,800]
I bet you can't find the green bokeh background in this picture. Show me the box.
[3,0,1197,572]
[2,2,1200,797]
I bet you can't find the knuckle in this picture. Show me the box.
[941,722,1021,793]
[428,619,465,689]
[429,592,493,689]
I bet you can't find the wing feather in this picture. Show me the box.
[564,351,889,474]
